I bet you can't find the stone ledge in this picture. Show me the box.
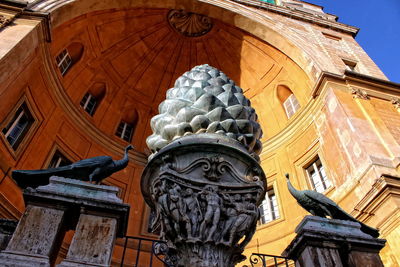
[283,216,386,259]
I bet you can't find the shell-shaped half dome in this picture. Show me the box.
[147,64,263,159]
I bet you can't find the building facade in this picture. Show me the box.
[0,0,399,265]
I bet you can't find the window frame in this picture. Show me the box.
[0,94,41,159]
[342,59,358,72]
[283,93,301,118]
[80,92,98,116]
[305,156,332,193]
[48,150,73,168]
[259,186,280,225]
[116,121,134,142]
[56,49,72,76]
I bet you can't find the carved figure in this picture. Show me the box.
[12,145,133,188]
[199,185,222,242]
[286,173,379,238]
[168,184,192,240]
[221,194,240,244]
[152,179,173,240]
[225,194,258,247]
[183,188,202,239]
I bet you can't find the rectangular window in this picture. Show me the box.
[283,94,300,118]
[116,121,134,142]
[343,59,357,72]
[306,157,332,193]
[80,93,97,116]
[48,150,72,168]
[259,187,279,224]
[56,49,72,75]
[2,103,34,150]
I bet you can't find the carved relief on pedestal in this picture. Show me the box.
[168,10,213,37]
[143,135,265,267]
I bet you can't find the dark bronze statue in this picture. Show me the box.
[12,145,133,188]
[286,173,379,238]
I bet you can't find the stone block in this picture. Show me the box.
[0,177,129,267]
[283,216,386,267]
[57,214,117,267]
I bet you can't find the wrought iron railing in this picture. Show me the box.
[118,236,171,267]
[118,237,292,267]
[244,253,294,267]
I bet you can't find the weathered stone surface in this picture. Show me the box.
[57,214,117,267]
[142,133,266,267]
[0,177,130,267]
[283,216,386,267]
[0,219,17,251]
[0,205,66,266]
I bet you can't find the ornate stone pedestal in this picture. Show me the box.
[0,176,129,267]
[282,216,386,267]
[142,134,266,267]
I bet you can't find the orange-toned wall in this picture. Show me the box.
[1,2,400,267]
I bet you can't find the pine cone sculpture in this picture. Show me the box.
[147,64,263,160]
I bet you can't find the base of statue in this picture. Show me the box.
[166,242,245,267]
[0,176,129,267]
[282,216,386,267]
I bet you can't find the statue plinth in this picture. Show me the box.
[282,216,386,267]
[141,134,266,267]
[0,177,129,267]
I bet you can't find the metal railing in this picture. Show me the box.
[118,236,170,267]
[118,237,292,267]
[244,253,294,267]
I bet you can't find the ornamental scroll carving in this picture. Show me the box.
[0,14,11,29]
[147,149,264,266]
[351,88,369,100]
[168,10,213,37]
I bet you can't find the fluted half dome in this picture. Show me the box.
[147,64,263,159]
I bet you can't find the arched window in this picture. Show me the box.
[277,85,300,118]
[116,109,138,142]
[80,83,106,116]
[56,42,84,75]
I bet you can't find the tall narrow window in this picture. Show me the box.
[116,109,138,143]
[306,157,332,193]
[80,93,97,116]
[116,121,134,142]
[55,42,84,76]
[259,187,279,224]
[2,103,34,150]
[283,94,301,118]
[277,85,301,119]
[48,150,72,168]
[56,49,72,75]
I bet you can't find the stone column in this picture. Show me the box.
[282,216,386,267]
[141,134,266,267]
[0,176,129,267]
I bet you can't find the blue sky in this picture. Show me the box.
[311,0,400,83]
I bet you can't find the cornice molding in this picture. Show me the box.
[230,0,359,36]
[352,175,400,232]
[0,3,51,41]
[312,71,400,100]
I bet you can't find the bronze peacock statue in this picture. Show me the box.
[12,145,133,188]
[286,173,379,238]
